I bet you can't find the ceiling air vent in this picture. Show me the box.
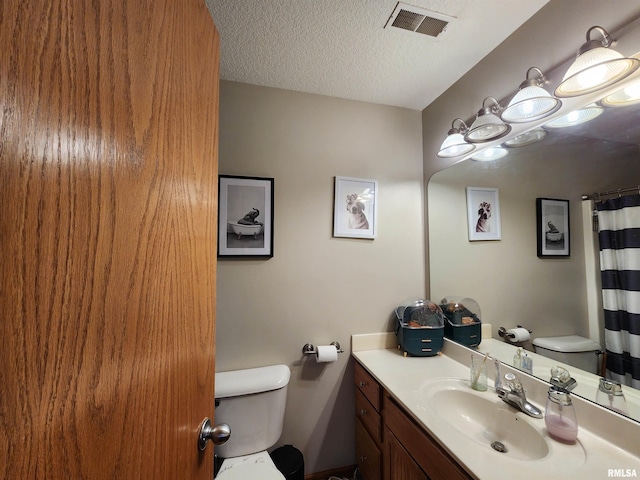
[384,2,452,37]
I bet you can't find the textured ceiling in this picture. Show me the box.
[205,0,550,110]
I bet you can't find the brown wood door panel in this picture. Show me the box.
[384,395,472,480]
[0,0,219,478]
[355,388,382,443]
[355,418,381,480]
[386,429,429,480]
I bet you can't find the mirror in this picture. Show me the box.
[428,103,640,422]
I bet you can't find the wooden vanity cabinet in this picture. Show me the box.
[354,361,383,480]
[384,393,471,480]
[354,360,472,480]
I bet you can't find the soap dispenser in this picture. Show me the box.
[545,386,578,443]
[596,378,629,415]
[513,347,523,369]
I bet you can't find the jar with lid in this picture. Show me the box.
[544,386,578,443]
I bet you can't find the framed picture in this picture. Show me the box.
[536,197,570,257]
[218,175,274,258]
[466,187,501,241]
[333,176,378,239]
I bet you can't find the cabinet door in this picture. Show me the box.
[356,417,381,480]
[386,429,429,480]
[384,394,471,480]
[356,388,382,443]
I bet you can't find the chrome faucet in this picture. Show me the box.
[496,372,543,418]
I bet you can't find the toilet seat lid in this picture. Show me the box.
[532,335,600,353]
[216,452,285,480]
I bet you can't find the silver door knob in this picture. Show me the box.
[198,418,231,451]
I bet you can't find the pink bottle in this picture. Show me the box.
[545,386,578,443]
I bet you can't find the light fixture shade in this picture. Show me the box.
[544,104,603,128]
[501,68,561,123]
[471,146,508,161]
[504,128,547,147]
[502,85,561,123]
[555,26,640,98]
[437,118,475,158]
[601,80,640,107]
[437,132,475,158]
[602,54,640,107]
[464,97,511,143]
[465,113,510,142]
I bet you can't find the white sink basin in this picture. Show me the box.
[430,386,548,460]
[418,378,585,465]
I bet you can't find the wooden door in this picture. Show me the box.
[0,0,219,478]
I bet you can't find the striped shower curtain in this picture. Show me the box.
[597,194,640,389]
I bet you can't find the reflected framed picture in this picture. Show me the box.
[333,176,378,239]
[218,175,274,258]
[536,197,570,257]
[466,187,501,241]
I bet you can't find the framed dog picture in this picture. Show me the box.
[536,198,570,257]
[466,187,501,241]
[218,175,274,258]
[333,176,378,239]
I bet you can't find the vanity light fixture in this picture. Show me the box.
[437,118,475,158]
[602,53,640,107]
[501,68,561,123]
[504,128,547,147]
[602,80,640,106]
[464,97,512,143]
[544,103,603,128]
[554,26,640,98]
[471,146,508,161]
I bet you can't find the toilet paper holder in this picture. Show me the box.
[498,325,532,341]
[302,342,344,355]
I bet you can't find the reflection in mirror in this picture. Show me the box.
[428,105,640,422]
[454,337,640,420]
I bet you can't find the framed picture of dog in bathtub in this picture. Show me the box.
[218,175,274,258]
[466,187,502,241]
[333,176,378,239]
[536,197,570,257]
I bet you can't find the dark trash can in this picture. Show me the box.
[270,445,304,480]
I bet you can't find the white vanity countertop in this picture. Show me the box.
[352,333,640,480]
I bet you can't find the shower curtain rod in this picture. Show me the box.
[581,185,640,201]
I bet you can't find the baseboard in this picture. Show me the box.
[304,464,357,480]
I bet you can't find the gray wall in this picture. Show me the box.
[216,81,424,473]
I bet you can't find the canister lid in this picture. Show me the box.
[396,299,444,327]
[532,335,601,353]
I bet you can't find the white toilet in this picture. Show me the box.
[532,335,602,374]
[214,364,291,480]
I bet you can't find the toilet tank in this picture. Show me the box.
[532,335,601,374]
[214,364,290,458]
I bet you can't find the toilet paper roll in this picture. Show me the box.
[315,345,338,363]
[507,327,531,342]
